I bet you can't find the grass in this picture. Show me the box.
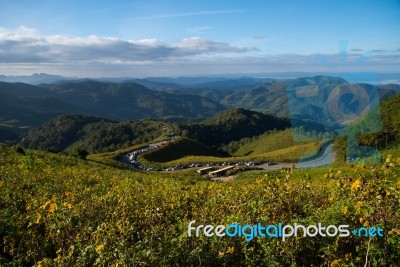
[253,141,322,161]
[87,143,151,168]
[139,139,323,168]
[89,128,325,169]
[234,129,315,156]
[2,143,400,266]
[234,148,400,186]
[140,137,221,163]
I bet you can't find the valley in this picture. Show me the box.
[1,74,400,266]
[1,1,399,265]
[2,75,400,171]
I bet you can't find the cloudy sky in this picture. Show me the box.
[0,0,399,77]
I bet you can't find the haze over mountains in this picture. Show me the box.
[0,80,225,128]
[1,75,399,124]
[1,74,400,146]
[1,72,400,85]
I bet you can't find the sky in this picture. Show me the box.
[0,0,399,77]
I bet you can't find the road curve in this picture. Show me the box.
[120,140,334,171]
[258,142,334,170]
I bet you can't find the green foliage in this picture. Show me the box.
[352,93,400,150]
[183,108,290,150]
[87,142,150,167]
[21,115,107,152]
[140,137,221,164]
[69,147,89,159]
[0,80,225,134]
[21,115,165,153]
[1,145,400,266]
[139,141,322,167]
[333,136,348,163]
[332,93,400,163]
[229,128,320,156]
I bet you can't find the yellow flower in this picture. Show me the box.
[331,259,342,267]
[351,179,362,191]
[36,258,53,267]
[354,201,363,213]
[35,213,42,224]
[40,200,52,210]
[359,217,364,223]
[63,202,73,209]
[95,244,105,253]
[64,191,76,198]
[342,206,349,215]
[226,246,235,254]
[49,203,57,213]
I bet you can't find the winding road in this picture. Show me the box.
[120,140,335,171]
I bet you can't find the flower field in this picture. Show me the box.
[1,144,400,266]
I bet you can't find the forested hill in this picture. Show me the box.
[44,80,225,120]
[0,80,225,129]
[20,115,165,153]
[20,109,290,153]
[182,108,290,149]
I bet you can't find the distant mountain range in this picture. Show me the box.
[18,91,400,154]
[0,80,225,129]
[1,75,399,145]
[150,76,400,118]
[0,73,73,84]
[20,108,290,153]
[1,72,399,85]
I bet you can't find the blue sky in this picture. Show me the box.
[0,0,399,77]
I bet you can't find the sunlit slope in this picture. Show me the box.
[233,129,319,156]
[139,137,222,163]
[1,144,400,265]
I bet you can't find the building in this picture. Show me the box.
[208,166,234,178]
[196,166,214,175]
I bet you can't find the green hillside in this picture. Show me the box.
[232,129,318,156]
[220,76,347,117]
[221,82,290,117]
[151,141,321,167]
[19,108,290,154]
[1,144,400,266]
[21,115,165,153]
[136,130,322,167]
[344,93,400,153]
[0,80,226,132]
[46,80,226,120]
[139,137,221,164]
[0,81,80,128]
[184,108,290,149]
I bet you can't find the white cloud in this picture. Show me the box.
[175,37,257,54]
[0,27,256,64]
[0,27,398,77]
